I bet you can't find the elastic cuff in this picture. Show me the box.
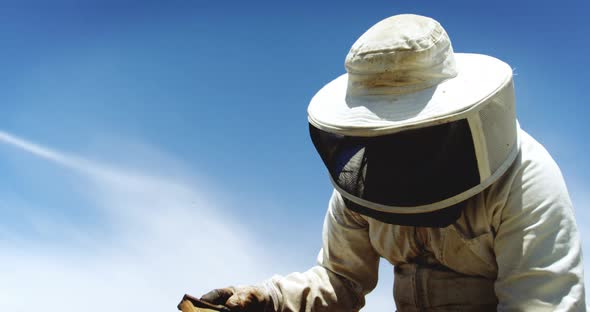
[262,277,282,312]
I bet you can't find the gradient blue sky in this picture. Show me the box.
[0,1,588,311]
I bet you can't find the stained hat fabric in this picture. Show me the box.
[307,14,513,137]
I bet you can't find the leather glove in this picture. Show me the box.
[200,285,274,312]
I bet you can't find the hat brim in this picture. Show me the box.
[307,53,513,136]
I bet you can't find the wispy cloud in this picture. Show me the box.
[0,131,279,311]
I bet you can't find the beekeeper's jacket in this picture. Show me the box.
[264,130,585,311]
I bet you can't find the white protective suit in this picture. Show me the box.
[264,129,585,311]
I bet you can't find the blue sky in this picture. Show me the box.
[0,1,588,310]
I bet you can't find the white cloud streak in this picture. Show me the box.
[0,130,281,311]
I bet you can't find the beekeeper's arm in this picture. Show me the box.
[199,190,379,312]
[493,140,586,311]
[263,190,380,311]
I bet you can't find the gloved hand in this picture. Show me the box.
[200,285,273,312]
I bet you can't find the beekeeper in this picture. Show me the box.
[198,14,586,311]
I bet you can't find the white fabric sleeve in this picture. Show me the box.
[493,141,586,311]
[264,190,380,312]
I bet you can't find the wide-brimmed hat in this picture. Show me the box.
[307,14,513,137]
[307,14,521,226]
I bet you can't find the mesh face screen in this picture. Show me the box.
[310,120,480,208]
